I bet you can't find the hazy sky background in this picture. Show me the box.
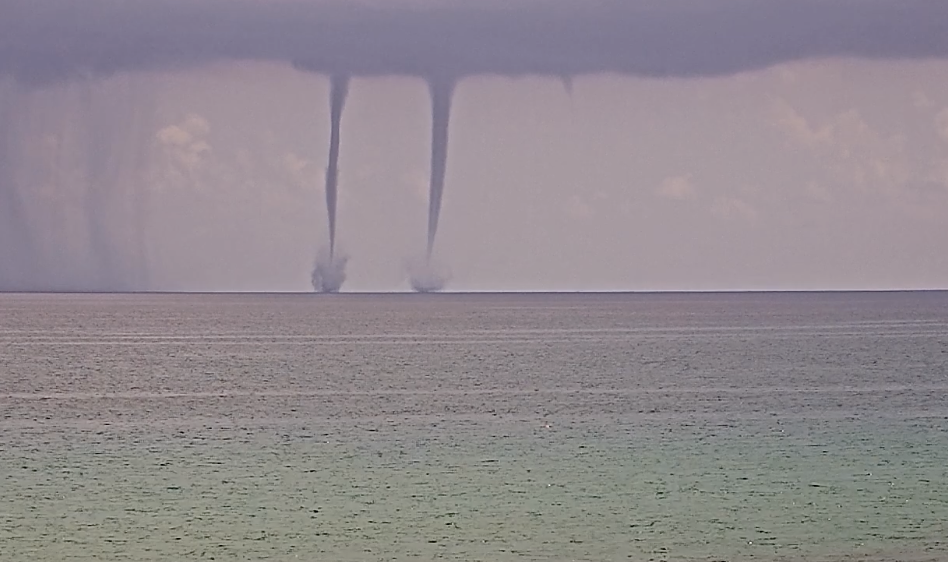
[3,2,948,291]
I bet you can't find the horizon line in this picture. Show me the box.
[3,288,948,296]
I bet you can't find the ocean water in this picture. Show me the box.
[1,291,947,561]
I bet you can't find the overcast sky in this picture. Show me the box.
[2,1,948,291]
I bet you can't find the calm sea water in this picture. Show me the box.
[1,292,947,561]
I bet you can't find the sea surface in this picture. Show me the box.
[1,291,947,561]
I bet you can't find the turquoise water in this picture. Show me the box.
[1,292,947,561]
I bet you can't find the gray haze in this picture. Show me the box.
[2,1,948,291]
[1,75,155,291]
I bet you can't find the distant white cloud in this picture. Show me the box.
[772,99,912,197]
[282,152,308,175]
[936,108,948,141]
[804,181,833,204]
[776,66,799,85]
[279,152,321,195]
[711,196,758,222]
[400,168,430,202]
[773,100,885,158]
[564,195,594,220]
[656,174,696,201]
[772,98,827,148]
[933,156,948,189]
[913,91,935,110]
[155,114,211,170]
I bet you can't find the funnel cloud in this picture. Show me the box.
[325,74,349,260]
[425,78,455,260]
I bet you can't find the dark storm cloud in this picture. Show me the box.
[2,0,948,85]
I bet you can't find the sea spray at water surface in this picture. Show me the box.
[311,246,348,293]
[407,256,450,293]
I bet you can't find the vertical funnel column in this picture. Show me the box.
[325,74,349,259]
[426,77,455,260]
